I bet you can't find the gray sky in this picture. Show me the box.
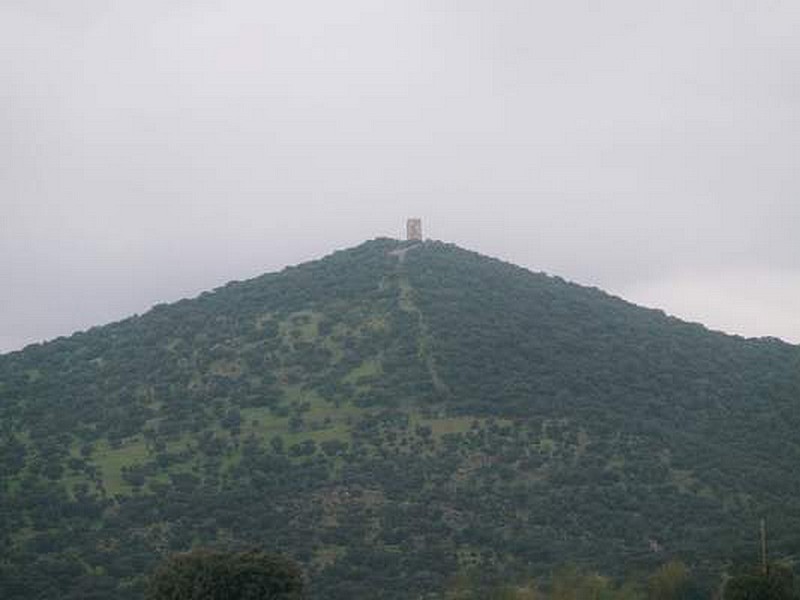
[2,0,799,353]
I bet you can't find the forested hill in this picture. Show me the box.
[2,238,800,599]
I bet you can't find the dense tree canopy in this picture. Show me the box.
[725,563,796,600]
[1,239,799,598]
[146,549,306,600]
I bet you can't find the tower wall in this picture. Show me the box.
[406,218,422,241]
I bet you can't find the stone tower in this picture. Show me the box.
[406,218,422,241]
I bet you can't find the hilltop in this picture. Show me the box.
[1,239,799,599]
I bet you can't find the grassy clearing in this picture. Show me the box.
[280,310,322,343]
[410,414,513,439]
[209,359,244,378]
[89,433,200,494]
[241,389,361,447]
[92,438,150,494]
[285,423,352,446]
[416,415,474,436]
[343,359,382,385]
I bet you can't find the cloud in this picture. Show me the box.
[1,0,799,351]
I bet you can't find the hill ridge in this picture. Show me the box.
[6,237,794,357]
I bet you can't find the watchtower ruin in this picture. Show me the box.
[406,218,422,241]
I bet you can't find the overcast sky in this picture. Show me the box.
[2,0,799,353]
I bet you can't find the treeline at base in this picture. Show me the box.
[145,547,798,600]
[443,560,796,600]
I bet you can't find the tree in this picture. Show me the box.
[725,563,796,600]
[146,548,306,600]
[648,561,691,600]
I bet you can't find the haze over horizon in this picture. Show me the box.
[3,0,799,352]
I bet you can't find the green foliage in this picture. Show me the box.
[725,563,796,600]
[1,238,799,598]
[648,561,696,600]
[146,548,306,600]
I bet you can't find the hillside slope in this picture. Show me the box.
[1,239,799,599]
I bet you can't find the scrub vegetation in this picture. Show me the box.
[1,239,799,598]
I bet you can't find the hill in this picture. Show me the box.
[1,239,799,599]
